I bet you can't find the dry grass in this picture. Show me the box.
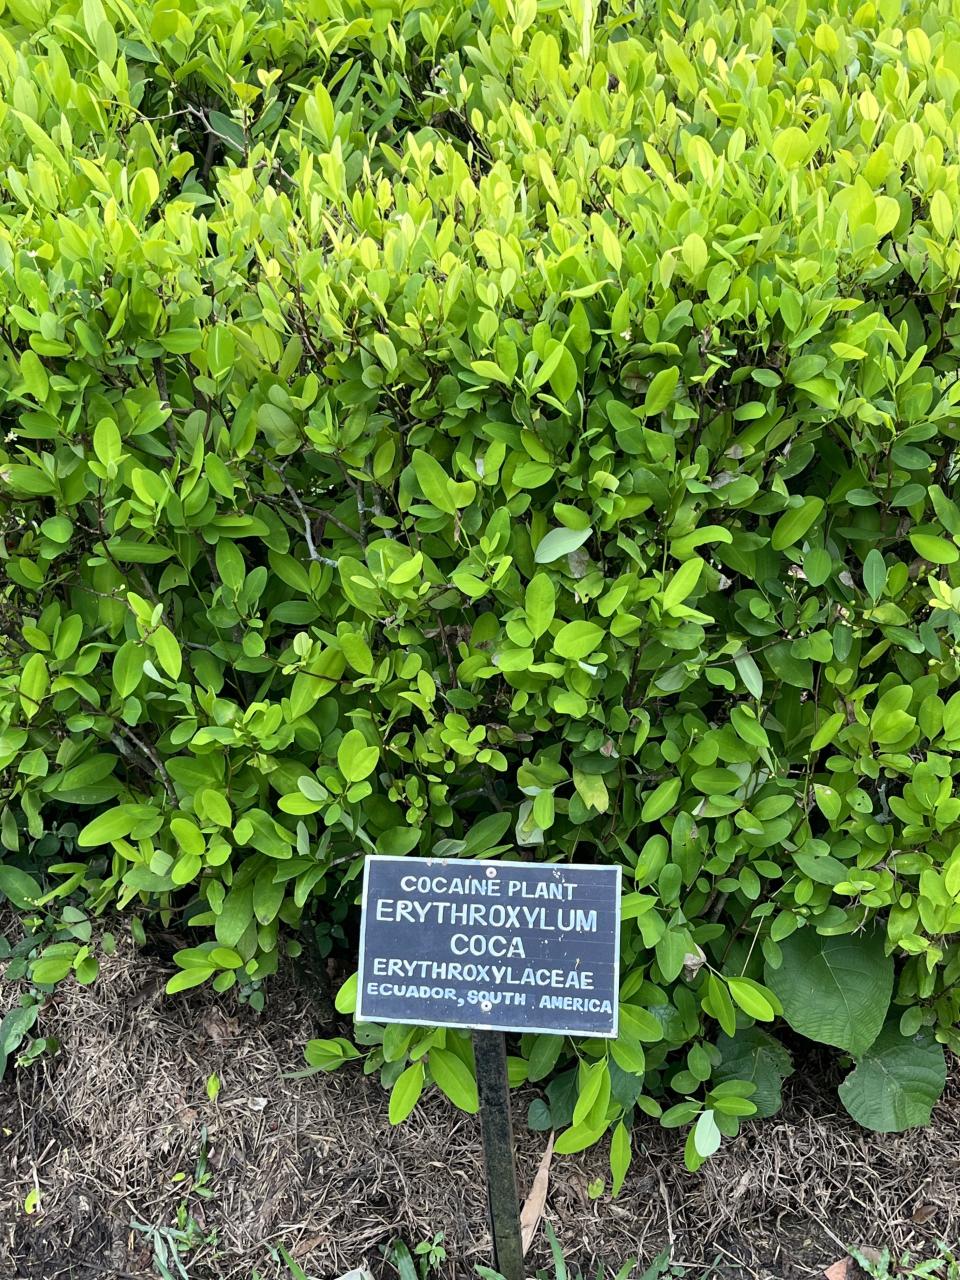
[1,925,958,1280]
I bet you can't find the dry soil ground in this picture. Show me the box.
[1,929,958,1280]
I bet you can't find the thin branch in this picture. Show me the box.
[279,475,338,567]
[152,358,178,454]
[112,724,176,806]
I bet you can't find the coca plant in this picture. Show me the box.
[1,0,959,1181]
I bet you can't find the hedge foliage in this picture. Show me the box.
[2,0,960,1173]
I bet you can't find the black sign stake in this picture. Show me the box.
[355,856,622,1280]
[473,1030,524,1280]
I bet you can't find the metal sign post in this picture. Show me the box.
[355,855,621,1280]
[473,1029,524,1280]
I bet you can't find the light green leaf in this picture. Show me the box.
[112,642,144,698]
[771,497,824,551]
[19,653,49,721]
[730,705,769,748]
[727,977,776,1022]
[337,729,380,782]
[166,967,215,994]
[389,1061,425,1124]
[642,366,679,416]
[151,626,182,680]
[412,450,456,514]
[93,419,122,467]
[641,778,681,822]
[77,807,138,848]
[609,1121,631,1196]
[693,1108,721,1157]
[662,557,704,610]
[525,574,556,639]
[553,620,604,660]
[534,526,592,564]
[429,1048,480,1114]
[335,973,358,1015]
[910,532,959,565]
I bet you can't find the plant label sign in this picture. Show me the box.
[356,856,621,1037]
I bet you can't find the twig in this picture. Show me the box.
[482,769,503,812]
[152,358,178,454]
[279,476,338,567]
[643,1144,675,1254]
[112,723,176,806]
[369,485,395,538]
[334,462,368,546]
[437,621,460,688]
[316,508,365,545]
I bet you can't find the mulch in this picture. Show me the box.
[1,924,958,1280]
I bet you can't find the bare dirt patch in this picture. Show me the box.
[1,929,957,1280]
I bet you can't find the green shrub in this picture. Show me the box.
[2,0,960,1176]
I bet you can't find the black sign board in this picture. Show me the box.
[356,856,621,1037]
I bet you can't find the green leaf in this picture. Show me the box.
[838,1025,946,1133]
[705,973,737,1037]
[151,626,182,680]
[618,1004,665,1043]
[534,526,592,564]
[642,366,679,416]
[389,1061,425,1124]
[337,729,380,782]
[19,350,49,401]
[215,884,254,948]
[641,778,681,823]
[662,556,704,610]
[770,497,824,551]
[412,450,457,514]
[200,789,232,827]
[77,808,138,847]
[733,650,764,698]
[93,419,122,467]
[730,705,769,748]
[572,1058,608,1125]
[105,539,175,563]
[863,549,886,601]
[609,1121,631,1196]
[0,1003,39,1078]
[303,1037,361,1071]
[32,954,76,984]
[693,1108,721,1157]
[930,189,952,238]
[112,642,144,698]
[373,331,398,372]
[765,930,893,1055]
[20,652,49,721]
[527,1034,563,1082]
[170,816,204,856]
[429,1048,479,1113]
[0,866,42,909]
[553,620,604,660]
[810,712,844,751]
[554,1117,608,1155]
[166,967,215,994]
[335,973,358,1015]
[525,574,556,639]
[909,532,959,564]
[727,977,777,1022]
[547,344,578,402]
[803,546,832,586]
